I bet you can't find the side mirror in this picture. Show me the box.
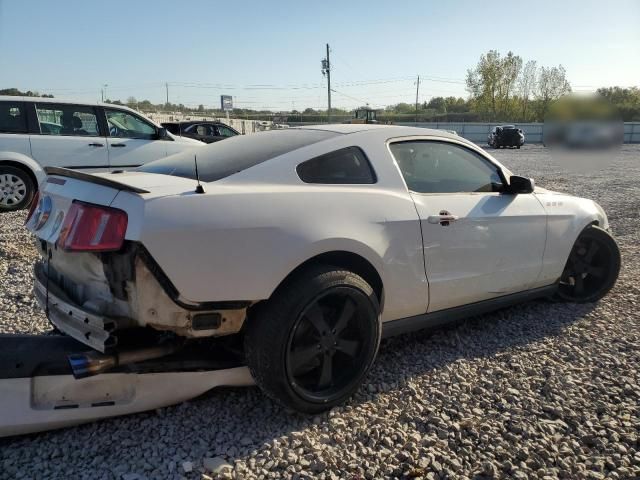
[157,127,168,140]
[508,175,535,194]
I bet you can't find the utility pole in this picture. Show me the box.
[321,44,331,123]
[165,82,169,107]
[102,84,108,103]
[415,75,420,123]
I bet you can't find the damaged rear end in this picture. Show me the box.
[27,168,248,353]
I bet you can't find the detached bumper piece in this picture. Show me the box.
[34,263,123,352]
[0,334,253,438]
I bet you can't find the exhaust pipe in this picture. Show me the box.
[68,342,182,379]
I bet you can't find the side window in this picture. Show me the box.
[390,141,503,193]
[297,146,376,184]
[0,101,28,134]
[106,109,157,140]
[195,124,213,136]
[216,125,236,137]
[35,104,99,136]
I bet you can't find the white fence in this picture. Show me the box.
[142,113,272,135]
[391,122,640,144]
[287,121,640,144]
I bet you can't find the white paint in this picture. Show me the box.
[0,367,254,437]
[27,125,608,337]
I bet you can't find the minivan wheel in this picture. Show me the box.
[556,226,621,303]
[244,266,381,413]
[0,166,35,212]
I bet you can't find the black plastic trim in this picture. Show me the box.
[44,166,149,193]
[382,285,558,338]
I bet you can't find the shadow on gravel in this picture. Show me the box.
[0,298,598,478]
[371,298,597,390]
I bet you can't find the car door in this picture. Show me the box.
[388,139,547,312]
[103,107,168,169]
[29,103,109,172]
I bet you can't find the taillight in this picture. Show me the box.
[24,190,40,225]
[57,201,128,252]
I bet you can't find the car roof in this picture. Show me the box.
[168,120,228,125]
[295,123,462,141]
[0,95,140,113]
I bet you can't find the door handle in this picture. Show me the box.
[88,143,104,147]
[111,143,126,148]
[427,213,459,225]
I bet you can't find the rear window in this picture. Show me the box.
[297,147,376,184]
[139,129,340,182]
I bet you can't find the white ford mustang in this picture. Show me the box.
[26,124,620,412]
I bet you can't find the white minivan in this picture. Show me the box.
[0,96,203,211]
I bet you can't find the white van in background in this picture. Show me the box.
[0,96,203,211]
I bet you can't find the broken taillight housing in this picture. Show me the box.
[24,190,40,225]
[57,200,128,252]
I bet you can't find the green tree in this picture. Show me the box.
[597,86,640,121]
[517,60,537,121]
[534,65,571,120]
[466,50,523,120]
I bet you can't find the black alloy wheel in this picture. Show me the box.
[285,287,376,403]
[557,226,620,303]
[244,266,380,413]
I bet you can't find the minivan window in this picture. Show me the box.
[106,109,157,140]
[36,104,100,136]
[0,101,28,134]
[297,147,376,184]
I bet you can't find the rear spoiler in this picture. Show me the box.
[44,167,150,194]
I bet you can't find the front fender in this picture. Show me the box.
[535,192,605,285]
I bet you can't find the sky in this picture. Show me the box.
[0,0,638,111]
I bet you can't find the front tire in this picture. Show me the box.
[0,166,35,212]
[244,266,381,413]
[556,225,620,303]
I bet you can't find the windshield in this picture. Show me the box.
[138,128,340,182]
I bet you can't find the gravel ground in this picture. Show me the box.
[1,144,639,480]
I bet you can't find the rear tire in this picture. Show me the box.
[0,165,35,212]
[244,266,381,413]
[556,225,620,303]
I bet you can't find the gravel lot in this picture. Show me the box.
[1,144,639,480]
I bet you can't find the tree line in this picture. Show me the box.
[2,50,639,122]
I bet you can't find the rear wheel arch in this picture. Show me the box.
[275,250,384,304]
[0,160,38,210]
[247,251,385,324]
[0,160,38,191]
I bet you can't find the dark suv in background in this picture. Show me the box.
[488,125,525,149]
[161,121,239,144]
